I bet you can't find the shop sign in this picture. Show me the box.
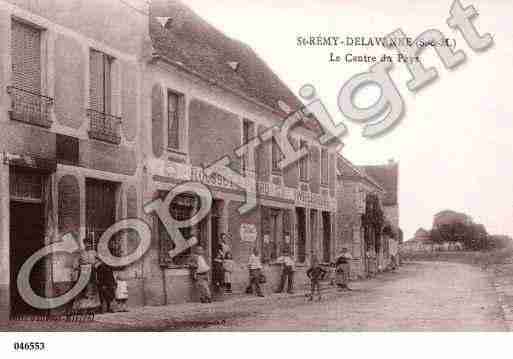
[240,223,257,242]
[159,162,336,211]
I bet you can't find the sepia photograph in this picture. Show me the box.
[0,0,512,355]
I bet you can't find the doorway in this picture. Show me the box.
[10,201,46,316]
[295,207,306,263]
[310,209,317,258]
[209,200,224,263]
[9,168,47,316]
[85,178,117,252]
[322,211,331,263]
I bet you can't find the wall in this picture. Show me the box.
[188,99,241,169]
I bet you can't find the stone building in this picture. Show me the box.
[138,0,339,306]
[336,155,401,278]
[0,0,340,318]
[336,155,384,278]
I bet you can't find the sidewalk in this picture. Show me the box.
[3,270,397,331]
[93,282,347,330]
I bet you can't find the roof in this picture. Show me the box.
[149,1,315,127]
[336,154,384,191]
[359,162,398,206]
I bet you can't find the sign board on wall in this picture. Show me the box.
[154,161,337,211]
[240,223,257,242]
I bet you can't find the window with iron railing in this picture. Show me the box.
[7,86,53,128]
[9,19,53,127]
[87,108,122,144]
[88,49,121,144]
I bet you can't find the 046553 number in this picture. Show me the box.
[13,342,46,351]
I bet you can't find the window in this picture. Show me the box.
[271,133,283,173]
[11,19,41,93]
[9,19,52,127]
[168,91,184,151]
[299,140,309,181]
[242,119,254,175]
[158,191,198,267]
[89,49,112,114]
[88,49,121,144]
[321,148,329,185]
[56,134,79,165]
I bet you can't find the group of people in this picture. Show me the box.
[188,234,239,303]
[72,250,129,314]
[306,247,353,301]
[188,235,355,303]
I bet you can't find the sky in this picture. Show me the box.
[185,0,513,239]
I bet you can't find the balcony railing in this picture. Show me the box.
[6,86,54,128]
[87,109,122,145]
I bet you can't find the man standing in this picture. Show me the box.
[247,247,265,297]
[275,248,295,294]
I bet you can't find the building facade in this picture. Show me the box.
[0,0,149,319]
[336,156,401,278]
[135,0,339,306]
[0,0,340,318]
[336,155,385,278]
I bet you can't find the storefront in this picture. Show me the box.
[144,161,337,303]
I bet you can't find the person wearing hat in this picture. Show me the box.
[275,246,295,294]
[188,244,212,303]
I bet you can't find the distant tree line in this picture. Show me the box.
[429,212,512,251]
[430,222,489,250]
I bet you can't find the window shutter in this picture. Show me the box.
[11,20,41,93]
[103,55,112,114]
[89,50,104,112]
[168,92,180,150]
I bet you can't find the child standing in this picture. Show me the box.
[306,257,326,301]
[114,272,129,312]
[223,252,235,293]
[188,245,212,303]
